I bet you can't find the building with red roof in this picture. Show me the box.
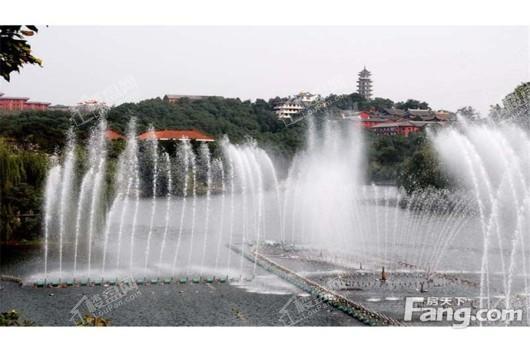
[105,129,127,140]
[368,121,425,137]
[0,92,50,111]
[137,129,215,142]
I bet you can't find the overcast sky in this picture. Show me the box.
[1,26,528,114]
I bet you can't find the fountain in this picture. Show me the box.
[33,113,530,325]
[431,120,530,317]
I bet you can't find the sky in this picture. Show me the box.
[1,26,529,115]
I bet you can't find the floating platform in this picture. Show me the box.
[27,274,232,288]
[230,245,403,326]
[1,274,23,285]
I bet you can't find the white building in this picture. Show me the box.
[274,91,320,122]
[297,91,318,103]
[274,101,305,121]
[74,100,108,113]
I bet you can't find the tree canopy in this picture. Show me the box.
[395,99,430,110]
[0,26,41,82]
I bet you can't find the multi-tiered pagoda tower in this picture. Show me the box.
[357,66,373,100]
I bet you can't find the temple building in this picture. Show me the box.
[274,101,305,121]
[357,67,373,100]
[137,129,215,142]
[0,92,50,111]
[104,129,127,141]
[273,91,321,123]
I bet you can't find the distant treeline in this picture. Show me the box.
[1,84,527,241]
[0,139,48,242]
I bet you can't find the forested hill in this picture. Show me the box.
[107,97,306,158]
[0,92,431,157]
[0,96,308,158]
[109,97,283,139]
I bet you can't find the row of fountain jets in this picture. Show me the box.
[41,114,530,314]
[43,117,286,281]
[42,117,459,282]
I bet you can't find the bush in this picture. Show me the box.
[0,310,35,326]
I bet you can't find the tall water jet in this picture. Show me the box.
[100,189,121,275]
[43,158,62,281]
[157,151,173,272]
[257,149,283,242]
[144,126,159,272]
[432,120,530,313]
[199,143,212,275]
[283,118,364,255]
[186,148,198,276]
[128,131,141,271]
[247,145,264,274]
[171,139,191,275]
[86,119,108,279]
[116,118,139,268]
[227,144,249,277]
[73,167,93,276]
[101,149,130,274]
[225,147,236,270]
[213,158,226,272]
[57,128,76,280]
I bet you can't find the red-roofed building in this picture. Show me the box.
[0,93,50,111]
[341,110,391,128]
[105,129,126,140]
[369,121,424,137]
[137,129,215,142]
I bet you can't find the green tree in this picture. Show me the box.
[371,97,394,110]
[398,143,449,194]
[456,106,481,121]
[489,103,504,122]
[0,26,41,81]
[503,82,530,128]
[395,99,430,110]
[0,139,47,242]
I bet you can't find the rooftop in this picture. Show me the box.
[137,129,215,142]
[359,66,371,77]
[105,129,126,140]
[0,96,30,101]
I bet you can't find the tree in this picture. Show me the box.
[0,26,41,81]
[486,82,530,129]
[395,99,430,110]
[398,143,449,194]
[456,106,481,121]
[371,97,394,110]
[0,139,47,242]
[503,82,530,128]
[488,104,504,123]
